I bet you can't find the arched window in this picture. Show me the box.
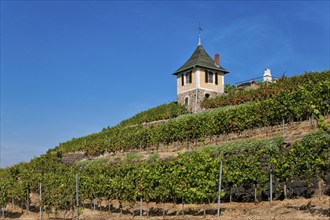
[205,93,210,98]
[184,97,189,106]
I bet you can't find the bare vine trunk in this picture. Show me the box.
[203,202,206,218]
[318,179,324,196]
[182,198,185,216]
[162,202,166,217]
[132,201,135,217]
[284,182,287,199]
[119,201,123,215]
[147,202,149,218]
[254,184,258,203]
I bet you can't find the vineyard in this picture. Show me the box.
[202,70,330,108]
[117,102,189,127]
[0,70,329,219]
[51,71,330,156]
[0,131,329,219]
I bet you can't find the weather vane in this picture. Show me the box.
[198,23,203,45]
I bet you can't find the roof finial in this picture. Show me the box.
[198,23,203,46]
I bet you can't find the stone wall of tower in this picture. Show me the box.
[177,89,220,113]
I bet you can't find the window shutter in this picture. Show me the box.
[205,70,208,83]
[215,73,218,85]
[181,74,184,86]
[189,72,192,83]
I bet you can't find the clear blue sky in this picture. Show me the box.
[1,1,329,168]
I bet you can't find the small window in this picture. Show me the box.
[208,71,214,84]
[184,71,192,85]
[184,97,189,106]
[205,93,210,98]
[205,70,214,84]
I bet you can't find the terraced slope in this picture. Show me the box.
[1,129,329,218]
[202,70,330,108]
[0,70,329,219]
[53,71,329,157]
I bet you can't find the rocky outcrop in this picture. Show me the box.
[61,152,86,165]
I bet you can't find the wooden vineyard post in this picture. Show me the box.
[254,184,258,203]
[40,181,42,220]
[26,188,29,213]
[76,174,79,220]
[270,167,273,204]
[217,159,223,217]
[269,140,273,205]
[140,197,143,217]
[181,197,185,216]
[284,181,287,199]
[1,185,5,220]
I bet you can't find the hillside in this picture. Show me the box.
[51,70,329,157]
[1,130,329,219]
[62,117,329,166]
[0,70,329,219]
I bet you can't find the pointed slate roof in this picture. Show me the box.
[173,44,229,75]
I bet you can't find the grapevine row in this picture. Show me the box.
[1,131,329,216]
[202,70,330,108]
[55,78,330,156]
[117,102,189,127]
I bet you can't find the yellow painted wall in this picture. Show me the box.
[177,68,225,94]
[177,70,196,93]
[200,69,223,92]
[220,74,224,93]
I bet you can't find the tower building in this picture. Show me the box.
[173,42,229,112]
